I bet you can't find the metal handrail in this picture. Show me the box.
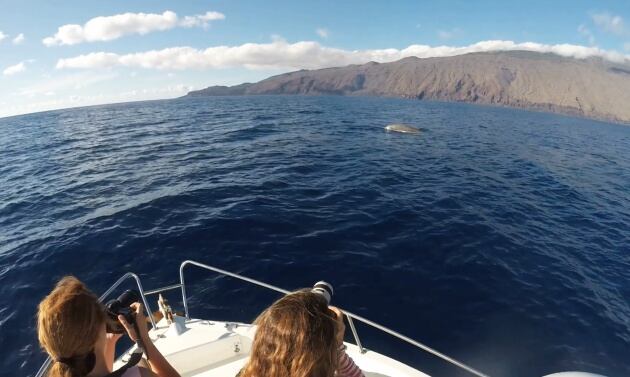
[34,272,156,377]
[179,260,490,377]
[145,283,183,296]
[34,261,489,377]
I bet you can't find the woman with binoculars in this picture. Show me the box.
[37,276,180,377]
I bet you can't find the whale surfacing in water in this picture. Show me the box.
[384,124,421,134]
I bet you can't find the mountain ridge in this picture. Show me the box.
[185,51,630,124]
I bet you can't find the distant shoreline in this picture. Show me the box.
[185,50,630,125]
[182,93,630,126]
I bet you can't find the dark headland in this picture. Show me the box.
[184,51,630,124]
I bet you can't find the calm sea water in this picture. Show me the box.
[0,96,629,377]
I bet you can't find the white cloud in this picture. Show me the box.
[56,39,630,72]
[316,28,330,38]
[625,43,630,52]
[18,72,118,97]
[57,52,120,68]
[0,31,6,42]
[43,11,178,46]
[577,24,595,45]
[3,62,27,76]
[180,11,225,28]
[437,28,462,41]
[591,12,627,36]
[43,10,225,46]
[0,83,194,118]
[12,33,25,45]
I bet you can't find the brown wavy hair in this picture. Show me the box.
[239,289,339,377]
[37,276,106,377]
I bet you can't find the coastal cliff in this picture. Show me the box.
[185,51,630,124]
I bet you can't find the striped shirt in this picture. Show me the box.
[337,349,365,377]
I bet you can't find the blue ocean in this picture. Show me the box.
[0,96,629,377]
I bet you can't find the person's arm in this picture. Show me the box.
[105,333,123,371]
[119,303,181,377]
[330,307,366,377]
[336,346,365,377]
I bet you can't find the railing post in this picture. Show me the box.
[346,315,365,354]
[180,261,190,319]
[132,273,157,329]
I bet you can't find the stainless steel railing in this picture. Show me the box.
[35,260,489,377]
[179,260,490,377]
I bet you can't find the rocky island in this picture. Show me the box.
[185,51,630,124]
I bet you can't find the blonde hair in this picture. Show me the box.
[37,276,106,377]
[239,289,339,377]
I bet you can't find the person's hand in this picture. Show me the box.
[106,332,123,344]
[329,306,345,347]
[118,302,150,343]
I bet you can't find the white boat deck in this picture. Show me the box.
[115,317,429,377]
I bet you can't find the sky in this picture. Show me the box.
[1,0,629,118]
